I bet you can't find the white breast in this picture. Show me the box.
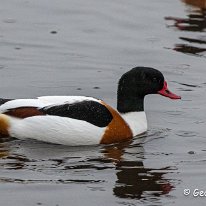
[121,112,147,136]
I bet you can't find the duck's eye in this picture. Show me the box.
[153,77,157,82]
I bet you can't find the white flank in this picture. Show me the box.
[121,112,147,136]
[8,115,105,146]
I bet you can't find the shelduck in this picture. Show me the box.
[0,67,181,146]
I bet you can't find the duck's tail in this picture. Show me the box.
[0,114,11,137]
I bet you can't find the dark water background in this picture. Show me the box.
[0,0,206,205]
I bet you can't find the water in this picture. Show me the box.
[0,0,206,205]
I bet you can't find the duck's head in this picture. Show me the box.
[117,67,181,113]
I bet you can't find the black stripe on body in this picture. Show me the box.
[0,98,13,106]
[40,100,113,127]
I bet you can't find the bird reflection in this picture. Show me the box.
[114,161,172,199]
[0,138,10,158]
[165,0,206,55]
[102,142,173,199]
[0,138,174,199]
[0,138,28,170]
[183,0,206,10]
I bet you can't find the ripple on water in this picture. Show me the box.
[0,65,5,70]
[174,82,202,88]
[165,110,184,116]
[0,137,177,202]
[0,0,204,205]
[176,130,198,137]
[0,177,104,184]
[3,19,16,24]
[136,128,171,145]
[0,139,107,181]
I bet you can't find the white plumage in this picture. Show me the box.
[0,96,100,113]
[0,99,48,113]
[8,115,105,146]
[37,95,100,104]
[121,112,147,136]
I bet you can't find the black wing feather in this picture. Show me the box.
[0,98,13,106]
[40,100,113,127]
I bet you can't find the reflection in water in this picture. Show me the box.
[0,137,11,158]
[0,137,174,201]
[102,142,131,162]
[102,142,173,200]
[165,0,206,56]
[165,11,206,32]
[183,0,206,10]
[114,161,172,199]
[0,143,9,158]
[0,139,29,170]
[174,43,206,55]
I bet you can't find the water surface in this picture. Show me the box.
[0,0,206,205]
